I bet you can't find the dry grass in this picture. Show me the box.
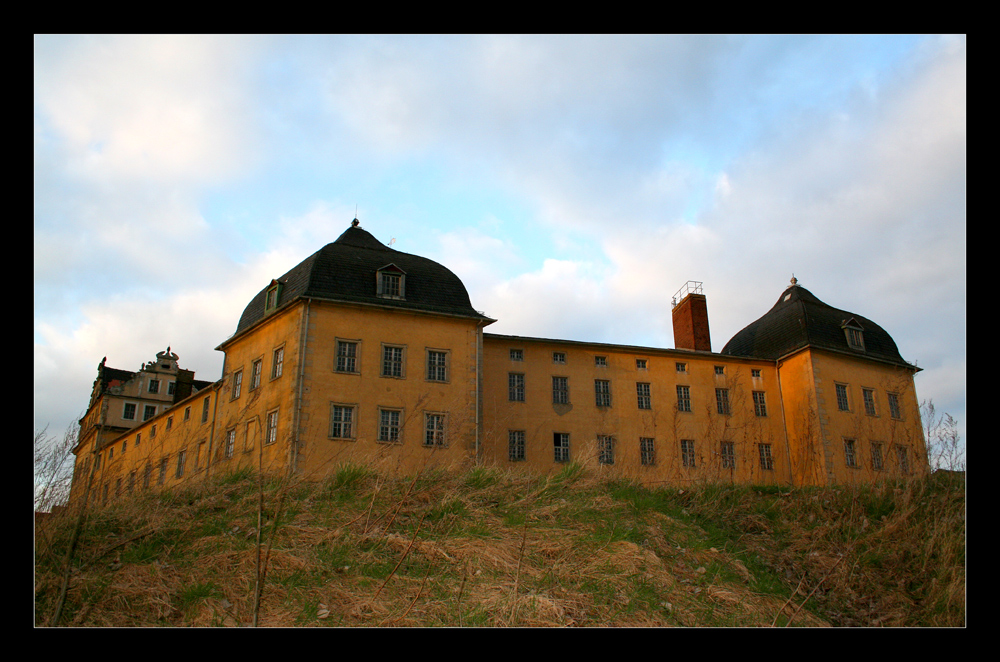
[34,464,964,627]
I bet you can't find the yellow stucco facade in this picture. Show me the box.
[69,223,928,508]
[479,335,791,485]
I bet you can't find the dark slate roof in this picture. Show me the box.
[235,224,489,335]
[720,284,912,368]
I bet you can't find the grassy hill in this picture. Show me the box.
[34,464,965,627]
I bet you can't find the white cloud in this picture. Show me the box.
[34,34,263,185]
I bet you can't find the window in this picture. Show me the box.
[265,281,282,311]
[510,349,524,361]
[676,385,691,412]
[250,359,263,390]
[681,440,696,468]
[225,429,236,459]
[167,382,176,396]
[861,388,877,416]
[509,373,525,402]
[636,383,651,410]
[598,435,615,465]
[553,352,566,364]
[201,396,211,423]
[759,444,774,471]
[595,356,607,367]
[184,406,191,421]
[123,402,136,420]
[122,439,127,454]
[377,267,405,299]
[272,346,284,379]
[636,359,647,370]
[166,416,173,431]
[751,369,761,379]
[553,433,570,463]
[427,350,448,382]
[716,388,731,415]
[109,448,113,460]
[509,430,526,462]
[835,383,850,412]
[595,380,611,407]
[424,413,446,447]
[887,393,902,420]
[721,441,736,470]
[330,405,355,439]
[150,424,156,439]
[382,345,405,378]
[676,362,687,373]
[714,365,725,376]
[231,369,243,400]
[378,409,402,443]
[265,410,279,445]
[844,323,865,351]
[176,449,186,478]
[552,376,569,404]
[197,441,206,468]
[115,478,122,497]
[753,391,767,417]
[844,438,858,468]
[336,340,358,373]
[158,458,168,485]
[135,432,141,447]
[871,442,884,471]
[148,379,160,394]
[896,446,910,474]
[143,405,156,421]
[640,437,656,466]
[128,471,135,494]
[143,464,151,489]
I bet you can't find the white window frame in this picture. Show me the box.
[426,349,449,382]
[681,439,696,468]
[640,437,656,466]
[636,382,651,410]
[598,435,615,465]
[381,344,406,379]
[595,379,612,407]
[552,376,569,405]
[265,409,279,445]
[509,373,525,402]
[378,408,403,443]
[336,339,360,373]
[553,432,570,463]
[329,404,356,440]
[424,412,447,447]
[271,345,285,380]
[676,385,691,412]
[509,430,526,462]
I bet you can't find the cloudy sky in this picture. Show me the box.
[34,34,966,446]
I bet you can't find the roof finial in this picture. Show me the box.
[351,218,360,228]
[790,274,798,287]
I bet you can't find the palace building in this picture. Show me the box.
[70,221,927,506]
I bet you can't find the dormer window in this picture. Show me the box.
[377,264,406,300]
[842,318,865,351]
[265,280,282,312]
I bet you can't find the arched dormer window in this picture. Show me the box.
[377,264,406,300]
[842,318,865,351]
[265,279,283,313]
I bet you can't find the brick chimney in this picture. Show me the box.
[672,281,712,352]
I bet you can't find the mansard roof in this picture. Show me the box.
[720,282,914,368]
[234,223,490,336]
